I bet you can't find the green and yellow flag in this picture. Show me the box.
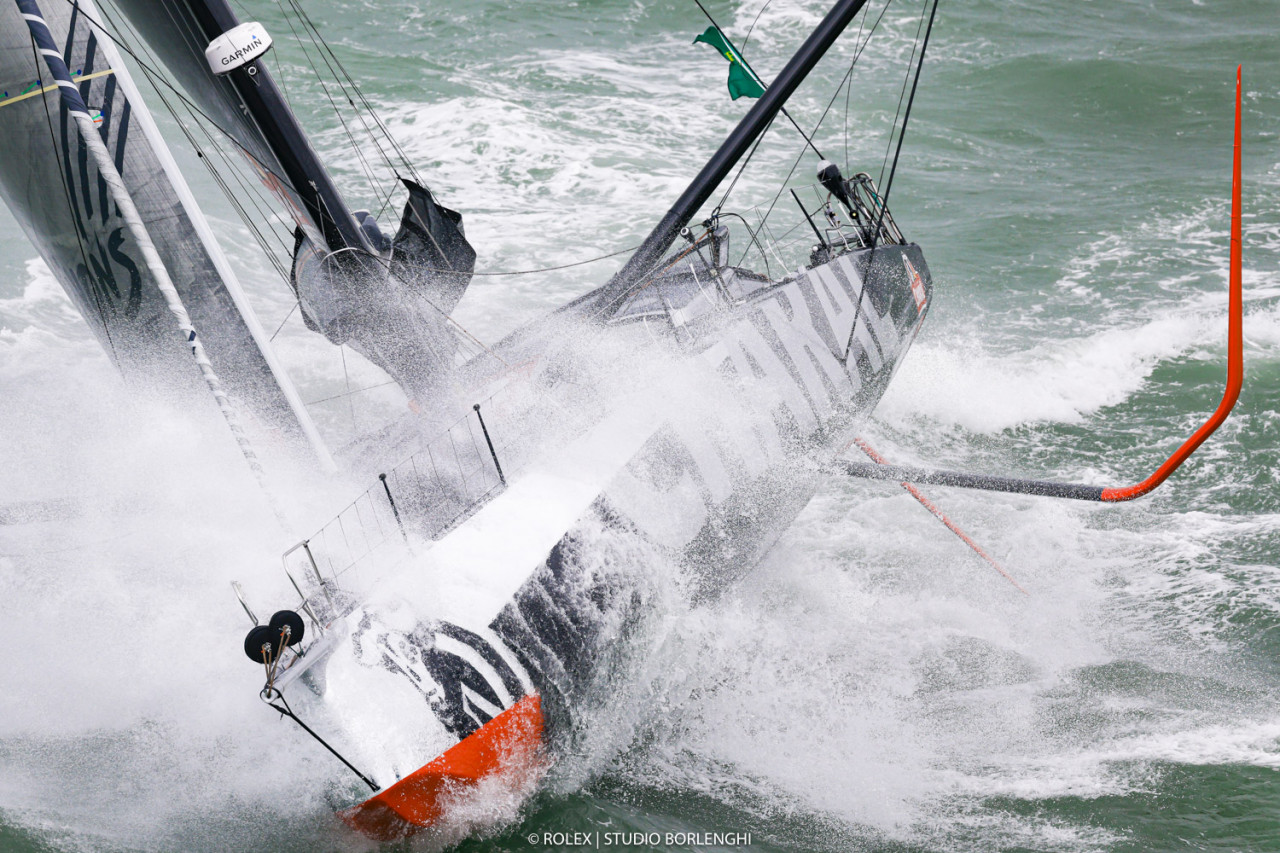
[693,25,766,100]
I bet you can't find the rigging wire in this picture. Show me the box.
[872,0,939,245]
[878,0,929,189]
[284,0,411,179]
[742,0,768,51]
[310,63,421,185]
[589,231,721,319]
[270,300,300,342]
[229,0,298,112]
[282,0,422,186]
[733,0,892,270]
[266,694,380,793]
[339,344,357,432]
[407,243,644,277]
[273,0,394,219]
[260,237,646,353]
[741,0,774,51]
[191,122,296,263]
[304,379,397,406]
[718,211,773,279]
[843,0,876,175]
[713,112,779,215]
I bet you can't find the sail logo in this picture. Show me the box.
[52,28,144,320]
[74,228,143,319]
[220,35,263,68]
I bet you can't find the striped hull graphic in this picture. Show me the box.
[494,243,932,734]
[276,241,932,838]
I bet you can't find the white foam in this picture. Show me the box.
[0,258,97,343]
[878,310,1208,433]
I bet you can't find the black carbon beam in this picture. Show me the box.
[837,460,1106,502]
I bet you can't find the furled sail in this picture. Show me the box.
[389,179,477,317]
[0,0,329,462]
[108,0,478,399]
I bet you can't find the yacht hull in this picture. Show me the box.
[279,242,933,838]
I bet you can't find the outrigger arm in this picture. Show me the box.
[842,67,1246,504]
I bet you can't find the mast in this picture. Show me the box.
[180,0,375,255]
[594,0,871,309]
[106,0,475,400]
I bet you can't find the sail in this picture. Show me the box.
[389,179,477,317]
[0,0,329,461]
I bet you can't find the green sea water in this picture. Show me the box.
[1,0,1278,851]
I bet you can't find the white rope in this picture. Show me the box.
[68,96,284,519]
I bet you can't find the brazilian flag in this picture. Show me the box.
[693,25,766,100]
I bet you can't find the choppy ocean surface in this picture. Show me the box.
[2,0,1278,851]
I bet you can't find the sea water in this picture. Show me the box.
[1,0,1278,850]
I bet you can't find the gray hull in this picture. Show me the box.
[496,242,934,734]
[265,240,933,824]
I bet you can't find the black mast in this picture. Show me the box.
[591,0,871,311]
[181,0,376,255]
